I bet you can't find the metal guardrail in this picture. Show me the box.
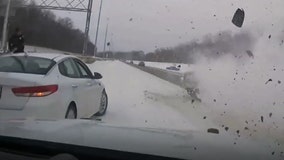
[126,63,184,87]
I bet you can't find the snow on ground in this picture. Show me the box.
[88,60,217,131]
[28,45,284,145]
[25,45,80,55]
[88,60,284,148]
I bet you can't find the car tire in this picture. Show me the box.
[65,103,77,119]
[95,90,108,116]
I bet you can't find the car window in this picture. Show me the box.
[0,56,55,75]
[58,59,80,78]
[73,59,93,79]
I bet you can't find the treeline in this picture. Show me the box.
[0,1,95,55]
[98,31,255,63]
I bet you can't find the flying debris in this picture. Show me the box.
[265,79,272,84]
[246,50,254,58]
[232,8,245,27]
[207,128,219,134]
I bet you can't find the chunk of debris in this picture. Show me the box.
[232,8,245,28]
[225,127,229,131]
[129,18,133,21]
[278,80,281,84]
[191,99,195,104]
[213,99,216,102]
[265,79,272,84]
[207,128,219,134]
[203,116,207,119]
[272,151,275,155]
[245,120,248,124]
[194,147,197,150]
[268,35,271,39]
[246,50,254,58]
[236,130,240,134]
[244,127,249,130]
[261,116,264,122]
[269,113,272,118]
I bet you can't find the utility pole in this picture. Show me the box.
[103,23,108,52]
[82,0,93,56]
[1,0,11,53]
[94,0,103,55]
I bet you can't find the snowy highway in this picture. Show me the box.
[88,60,215,131]
[87,60,284,147]
[13,46,284,144]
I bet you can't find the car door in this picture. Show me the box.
[58,58,87,118]
[73,58,101,117]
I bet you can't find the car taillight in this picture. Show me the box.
[12,85,58,97]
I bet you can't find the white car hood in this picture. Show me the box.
[0,119,282,160]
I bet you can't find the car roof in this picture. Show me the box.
[0,53,77,62]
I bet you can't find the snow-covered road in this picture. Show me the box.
[88,60,284,147]
[88,60,216,131]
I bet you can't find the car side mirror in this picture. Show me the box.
[93,72,103,79]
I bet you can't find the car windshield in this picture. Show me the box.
[0,0,284,159]
[0,56,56,75]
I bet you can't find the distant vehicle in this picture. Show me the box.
[0,53,108,120]
[138,61,145,67]
[166,65,181,71]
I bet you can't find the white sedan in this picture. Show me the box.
[0,53,108,120]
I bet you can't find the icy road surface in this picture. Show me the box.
[88,60,284,147]
[88,60,216,131]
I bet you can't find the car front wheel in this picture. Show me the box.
[95,90,108,116]
[65,103,77,119]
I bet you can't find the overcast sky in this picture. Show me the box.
[52,0,284,52]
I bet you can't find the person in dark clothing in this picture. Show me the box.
[8,28,25,53]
